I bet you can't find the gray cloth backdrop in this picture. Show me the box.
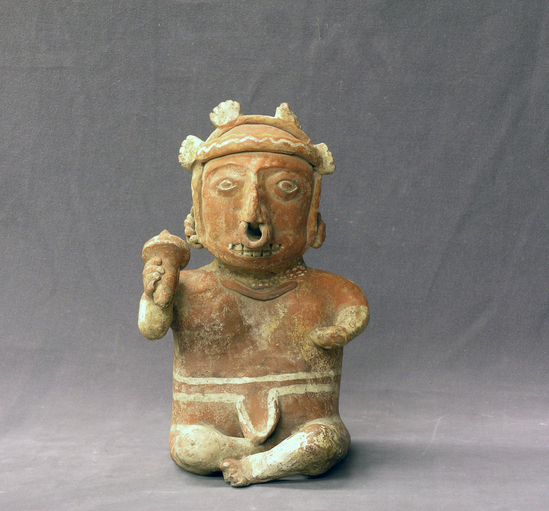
[1,1,548,510]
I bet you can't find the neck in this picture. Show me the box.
[213,257,307,287]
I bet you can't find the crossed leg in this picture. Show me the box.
[170,417,350,486]
[169,423,265,475]
[222,417,350,486]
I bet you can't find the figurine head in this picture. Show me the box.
[179,101,335,271]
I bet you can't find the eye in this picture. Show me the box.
[277,180,298,194]
[217,179,236,191]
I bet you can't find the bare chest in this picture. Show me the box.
[172,282,340,377]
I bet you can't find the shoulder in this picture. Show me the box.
[177,264,221,297]
[303,268,368,309]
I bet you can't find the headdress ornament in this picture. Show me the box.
[179,101,335,175]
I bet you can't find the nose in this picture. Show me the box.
[238,183,271,249]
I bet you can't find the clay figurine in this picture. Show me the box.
[138,101,369,486]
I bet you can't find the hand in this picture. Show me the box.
[142,257,166,298]
[309,325,350,350]
[141,231,189,308]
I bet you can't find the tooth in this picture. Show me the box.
[236,244,243,251]
[228,243,233,250]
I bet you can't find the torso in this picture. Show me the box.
[169,260,364,440]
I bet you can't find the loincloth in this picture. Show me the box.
[172,369,341,444]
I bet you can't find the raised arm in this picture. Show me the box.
[138,231,190,340]
[138,257,176,340]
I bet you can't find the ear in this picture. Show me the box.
[184,206,204,249]
[311,212,326,249]
[188,163,205,249]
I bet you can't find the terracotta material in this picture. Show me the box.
[142,230,190,308]
[138,101,369,486]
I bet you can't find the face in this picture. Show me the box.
[198,152,315,271]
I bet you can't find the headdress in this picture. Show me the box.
[178,100,335,175]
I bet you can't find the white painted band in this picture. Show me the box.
[173,369,341,386]
[173,383,337,403]
[198,135,312,156]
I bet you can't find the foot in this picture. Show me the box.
[221,458,252,487]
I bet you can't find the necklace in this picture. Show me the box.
[217,259,308,301]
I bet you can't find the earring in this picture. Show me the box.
[184,206,204,249]
[311,212,326,249]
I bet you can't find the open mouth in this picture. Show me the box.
[228,243,282,258]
